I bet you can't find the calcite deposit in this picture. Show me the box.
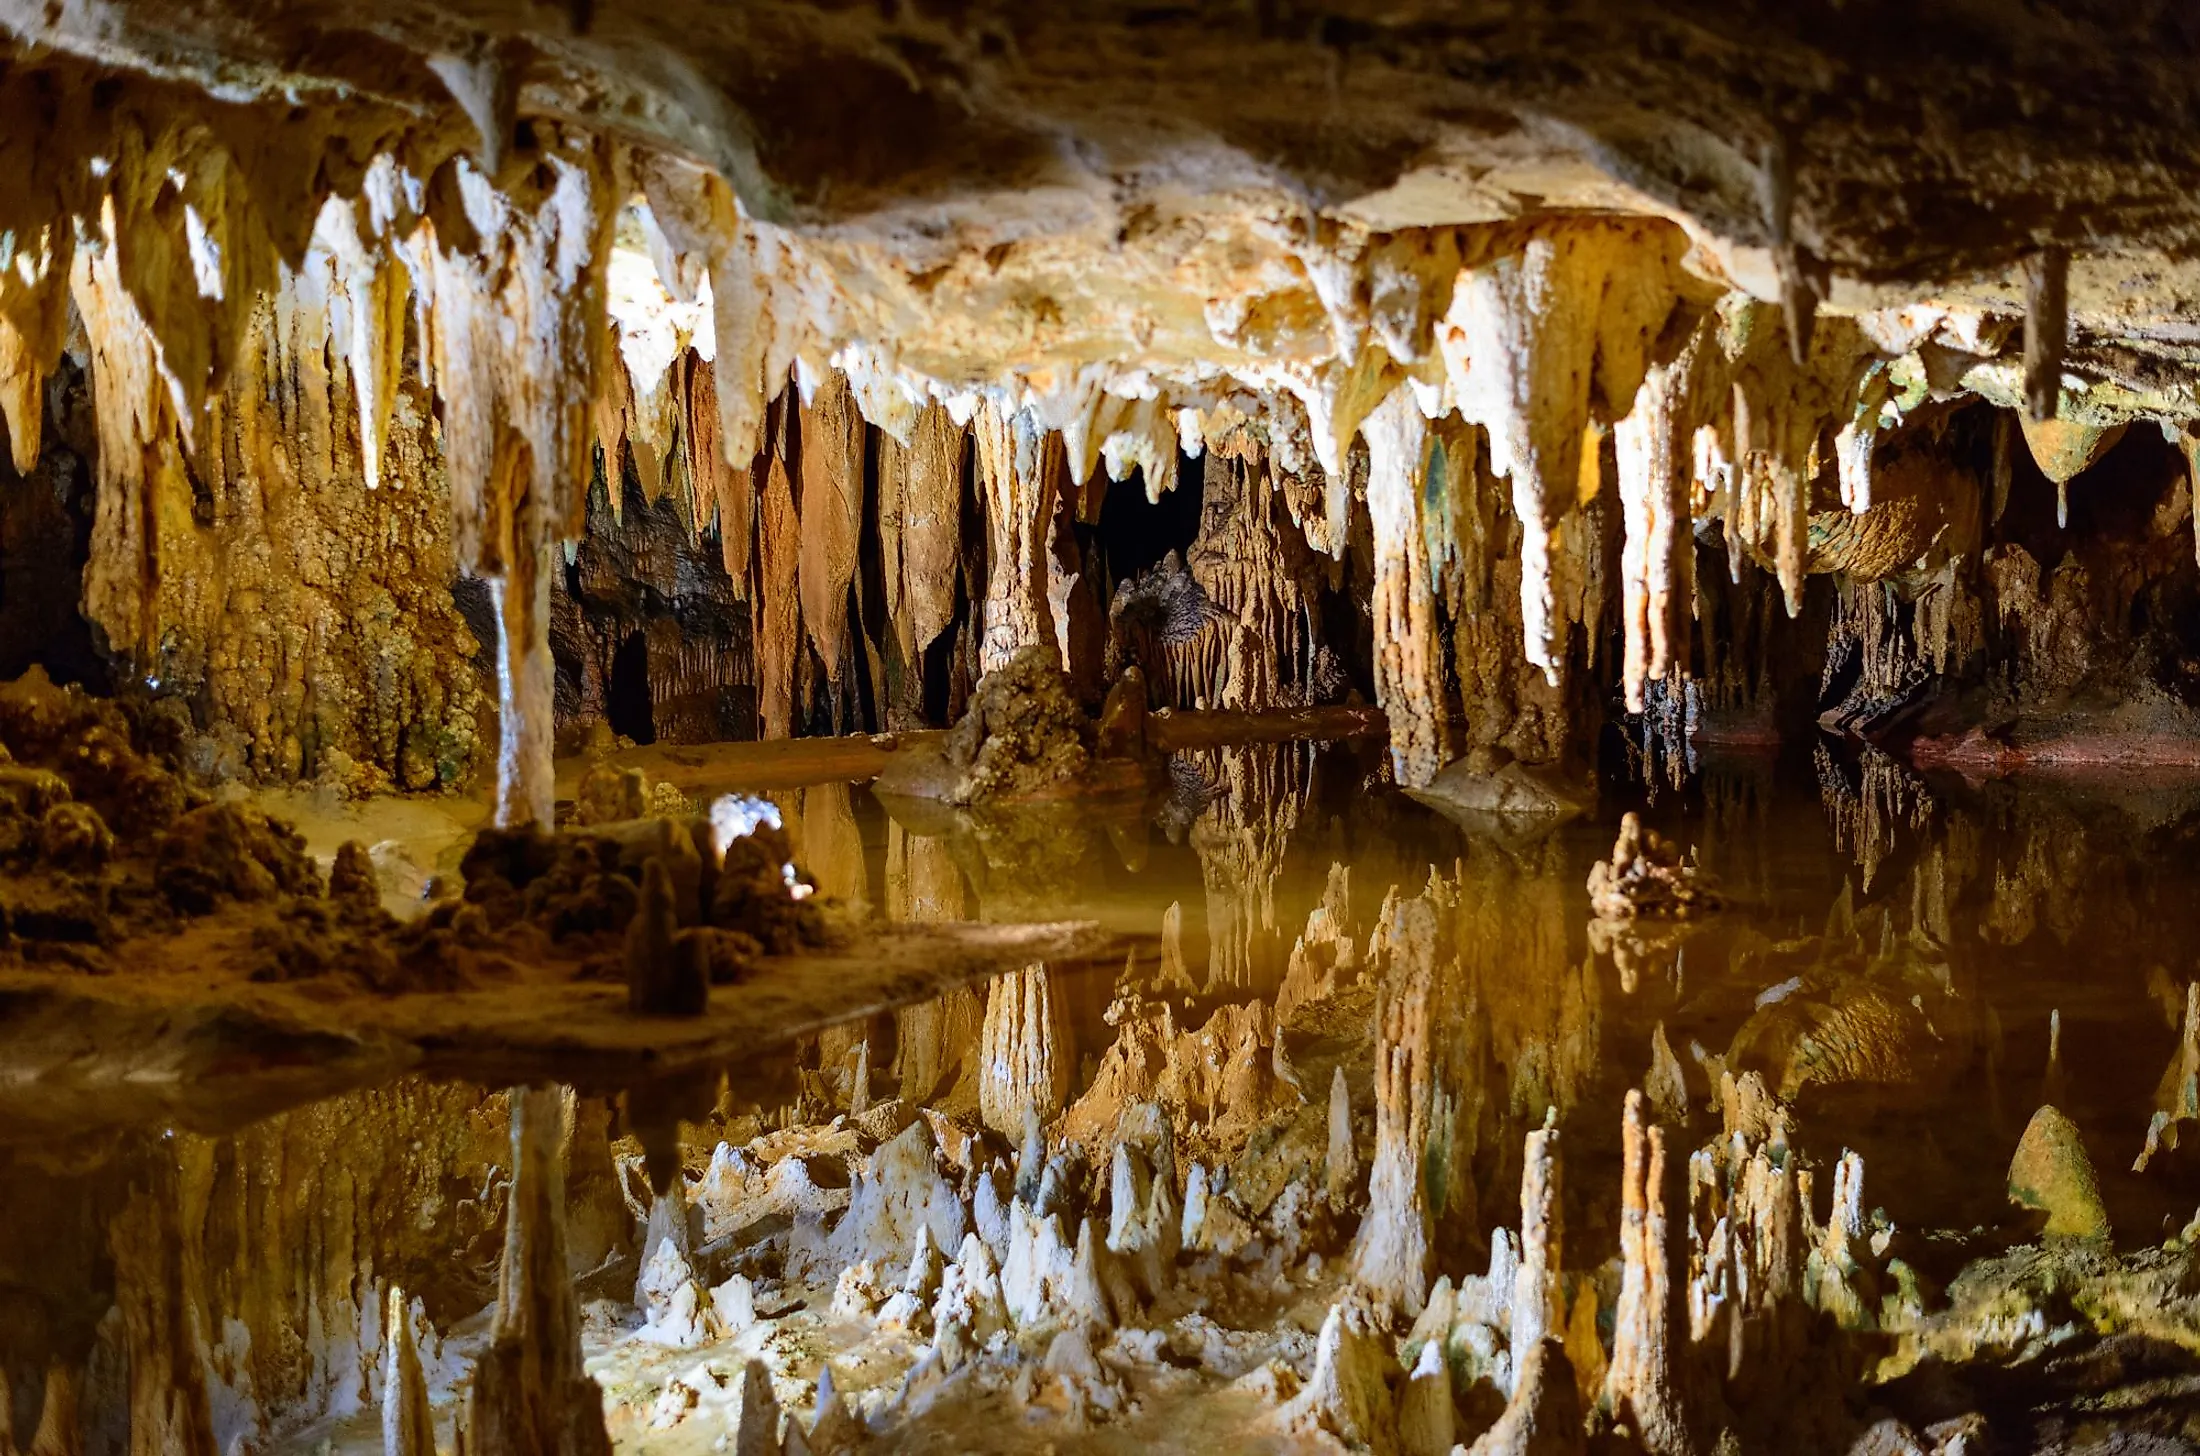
[16,4,2200,1453]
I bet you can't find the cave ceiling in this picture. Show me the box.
[10,0,2200,390]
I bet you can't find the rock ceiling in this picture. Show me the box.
[6,0,2200,802]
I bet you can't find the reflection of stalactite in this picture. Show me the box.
[72,1083,531,1454]
[468,1085,612,1454]
[1185,742,1318,994]
[784,781,869,908]
[1353,894,1447,1318]
[978,964,1074,1137]
[1454,839,1602,1131]
[1816,744,1934,890]
[887,821,986,1114]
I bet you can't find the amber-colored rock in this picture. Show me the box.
[2009,1104,2110,1240]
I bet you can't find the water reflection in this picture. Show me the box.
[10,740,2200,1448]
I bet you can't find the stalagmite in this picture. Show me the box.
[1605,1091,1694,1456]
[382,1285,434,1456]
[1468,1339,1584,1456]
[808,1365,862,1454]
[2023,248,2070,423]
[1106,1133,1181,1300]
[2009,1104,2109,1239]
[2137,981,2200,1172]
[1511,1117,1564,1380]
[1327,1065,1358,1208]
[733,1359,782,1456]
[1354,896,1443,1317]
[1284,1296,1399,1456]
[468,1086,611,1453]
[1398,1339,1456,1456]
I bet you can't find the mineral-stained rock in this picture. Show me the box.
[156,802,320,913]
[883,645,1098,806]
[2009,1104,2111,1240]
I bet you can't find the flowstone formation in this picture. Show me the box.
[6,5,2200,811]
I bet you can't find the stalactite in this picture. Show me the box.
[759,450,802,738]
[1362,389,1449,787]
[1441,221,1675,677]
[799,371,864,706]
[71,190,180,662]
[0,220,71,476]
[415,139,620,824]
[972,402,1059,673]
[316,185,413,496]
[1614,321,1703,714]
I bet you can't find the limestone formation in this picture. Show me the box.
[20,8,2200,1455]
[381,1286,434,1456]
[467,1086,612,1456]
[2009,1105,2111,1240]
